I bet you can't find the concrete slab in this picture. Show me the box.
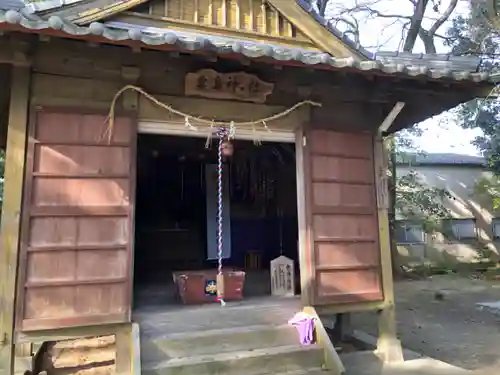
[340,351,472,375]
[383,358,471,375]
[476,300,500,316]
[342,331,473,375]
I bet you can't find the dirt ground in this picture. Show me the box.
[352,275,500,371]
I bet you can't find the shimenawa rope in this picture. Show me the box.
[102,84,322,143]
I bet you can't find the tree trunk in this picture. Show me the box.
[316,0,328,17]
[419,29,437,53]
[403,0,429,52]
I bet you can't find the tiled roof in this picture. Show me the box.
[0,0,25,11]
[0,9,492,83]
[397,153,486,166]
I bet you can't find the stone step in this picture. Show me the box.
[143,344,324,375]
[14,356,32,375]
[141,324,300,363]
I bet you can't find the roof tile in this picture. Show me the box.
[0,4,491,83]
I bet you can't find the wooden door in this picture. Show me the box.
[303,128,383,305]
[16,109,136,331]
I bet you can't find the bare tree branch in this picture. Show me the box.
[398,21,412,51]
[339,5,413,20]
[323,0,460,53]
[428,0,459,35]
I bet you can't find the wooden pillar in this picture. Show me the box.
[114,65,140,375]
[373,134,403,363]
[0,62,32,375]
[295,116,314,306]
[115,325,132,375]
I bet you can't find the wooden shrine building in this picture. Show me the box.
[0,0,494,374]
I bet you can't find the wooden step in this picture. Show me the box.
[142,344,324,375]
[141,324,300,363]
[135,297,302,337]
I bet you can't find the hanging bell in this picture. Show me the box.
[222,139,234,157]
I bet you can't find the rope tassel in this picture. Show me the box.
[216,127,228,307]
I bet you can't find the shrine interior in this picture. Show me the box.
[132,133,300,310]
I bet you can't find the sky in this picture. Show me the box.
[328,0,484,156]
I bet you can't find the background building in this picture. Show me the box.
[396,152,500,264]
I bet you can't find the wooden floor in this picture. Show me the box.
[133,290,302,338]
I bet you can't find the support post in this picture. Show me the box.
[0,63,32,375]
[115,325,132,375]
[114,65,140,375]
[295,119,313,306]
[373,134,403,363]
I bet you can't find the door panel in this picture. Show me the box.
[16,109,136,331]
[304,129,383,305]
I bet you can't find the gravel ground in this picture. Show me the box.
[351,275,500,371]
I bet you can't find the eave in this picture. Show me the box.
[0,9,495,136]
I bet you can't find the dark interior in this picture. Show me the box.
[133,134,299,308]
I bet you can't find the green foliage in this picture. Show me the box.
[392,130,452,233]
[474,175,500,208]
[446,0,500,173]
[395,170,453,232]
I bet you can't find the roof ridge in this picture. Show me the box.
[0,9,491,82]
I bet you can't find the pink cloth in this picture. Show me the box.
[288,312,315,345]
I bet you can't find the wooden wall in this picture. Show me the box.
[304,129,382,305]
[18,111,136,331]
[142,0,308,41]
[25,38,384,129]
[0,34,397,336]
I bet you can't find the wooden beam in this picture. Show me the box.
[373,134,403,363]
[15,323,125,344]
[0,64,31,375]
[266,0,364,60]
[72,0,151,24]
[378,102,405,133]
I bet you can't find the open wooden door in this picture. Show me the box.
[303,128,383,305]
[16,109,136,331]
